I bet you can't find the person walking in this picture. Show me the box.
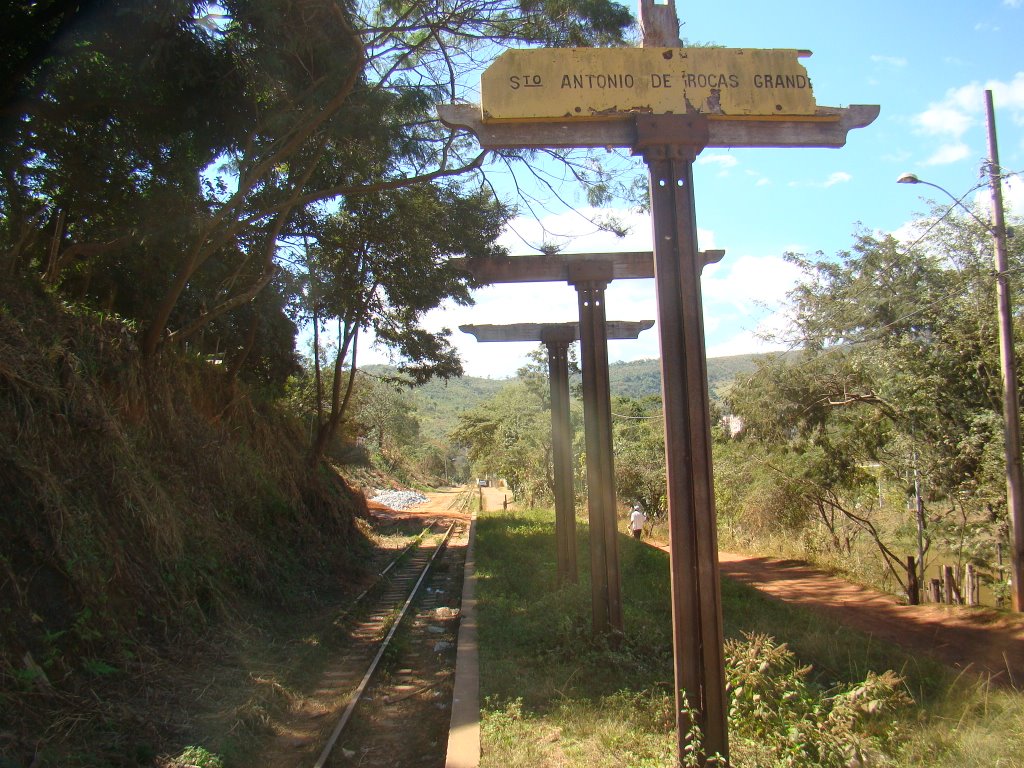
[629,505,646,540]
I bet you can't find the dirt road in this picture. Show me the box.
[718,551,1024,686]
[366,486,477,524]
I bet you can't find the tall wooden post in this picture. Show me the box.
[985,90,1024,613]
[633,114,728,763]
[442,29,877,759]
[572,266,624,638]
[906,555,920,605]
[542,326,579,585]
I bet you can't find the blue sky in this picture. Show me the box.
[361,0,1024,379]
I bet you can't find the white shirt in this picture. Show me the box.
[629,509,646,531]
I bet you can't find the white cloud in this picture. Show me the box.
[1005,0,1022,7]
[359,210,808,378]
[498,206,653,254]
[697,154,739,169]
[787,171,853,189]
[906,75,1024,171]
[914,105,974,139]
[924,142,972,165]
[890,219,929,245]
[496,206,723,255]
[1003,176,1024,216]
[912,73,1024,150]
[870,54,907,68]
[702,254,802,311]
[881,148,912,164]
[705,321,793,359]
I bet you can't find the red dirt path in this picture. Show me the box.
[717,551,1024,686]
[364,487,478,524]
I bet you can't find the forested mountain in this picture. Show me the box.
[363,364,507,442]
[364,352,765,442]
[604,353,772,399]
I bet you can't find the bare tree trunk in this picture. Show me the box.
[309,320,359,467]
[313,303,324,430]
[41,208,65,283]
[226,314,259,385]
[823,491,908,592]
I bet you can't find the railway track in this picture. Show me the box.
[261,511,470,768]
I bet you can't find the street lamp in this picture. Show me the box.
[896,173,986,226]
[896,90,1023,612]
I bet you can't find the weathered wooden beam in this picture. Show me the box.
[635,122,729,763]
[459,320,654,342]
[547,337,578,586]
[450,250,724,283]
[639,0,681,47]
[572,278,623,638]
[437,102,879,150]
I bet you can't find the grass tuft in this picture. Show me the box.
[476,507,1024,767]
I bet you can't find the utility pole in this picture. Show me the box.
[985,89,1024,612]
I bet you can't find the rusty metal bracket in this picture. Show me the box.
[632,113,710,161]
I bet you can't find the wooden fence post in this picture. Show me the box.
[943,565,962,605]
[997,543,1007,608]
[965,564,978,606]
[906,555,920,605]
[929,578,942,603]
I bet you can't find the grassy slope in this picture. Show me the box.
[0,280,370,766]
[475,508,1024,767]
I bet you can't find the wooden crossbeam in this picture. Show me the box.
[438,103,879,151]
[459,320,653,342]
[450,250,724,283]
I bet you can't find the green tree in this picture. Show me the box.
[300,182,508,465]
[612,395,667,522]
[2,0,635,375]
[724,211,1023,590]
[347,374,421,467]
[452,378,556,505]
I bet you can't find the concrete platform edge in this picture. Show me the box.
[445,511,481,768]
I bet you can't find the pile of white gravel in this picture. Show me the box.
[369,489,429,510]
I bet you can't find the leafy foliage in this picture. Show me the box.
[1,0,634,388]
[612,395,666,521]
[452,378,559,504]
[721,214,1023,593]
[600,353,766,400]
[0,279,366,765]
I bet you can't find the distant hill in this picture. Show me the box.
[364,352,773,441]
[362,364,507,441]
[604,353,765,400]
[412,373,508,441]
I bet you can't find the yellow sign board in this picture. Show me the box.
[480,48,818,121]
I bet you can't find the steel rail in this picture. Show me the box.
[334,527,430,623]
[312,521,458,768]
